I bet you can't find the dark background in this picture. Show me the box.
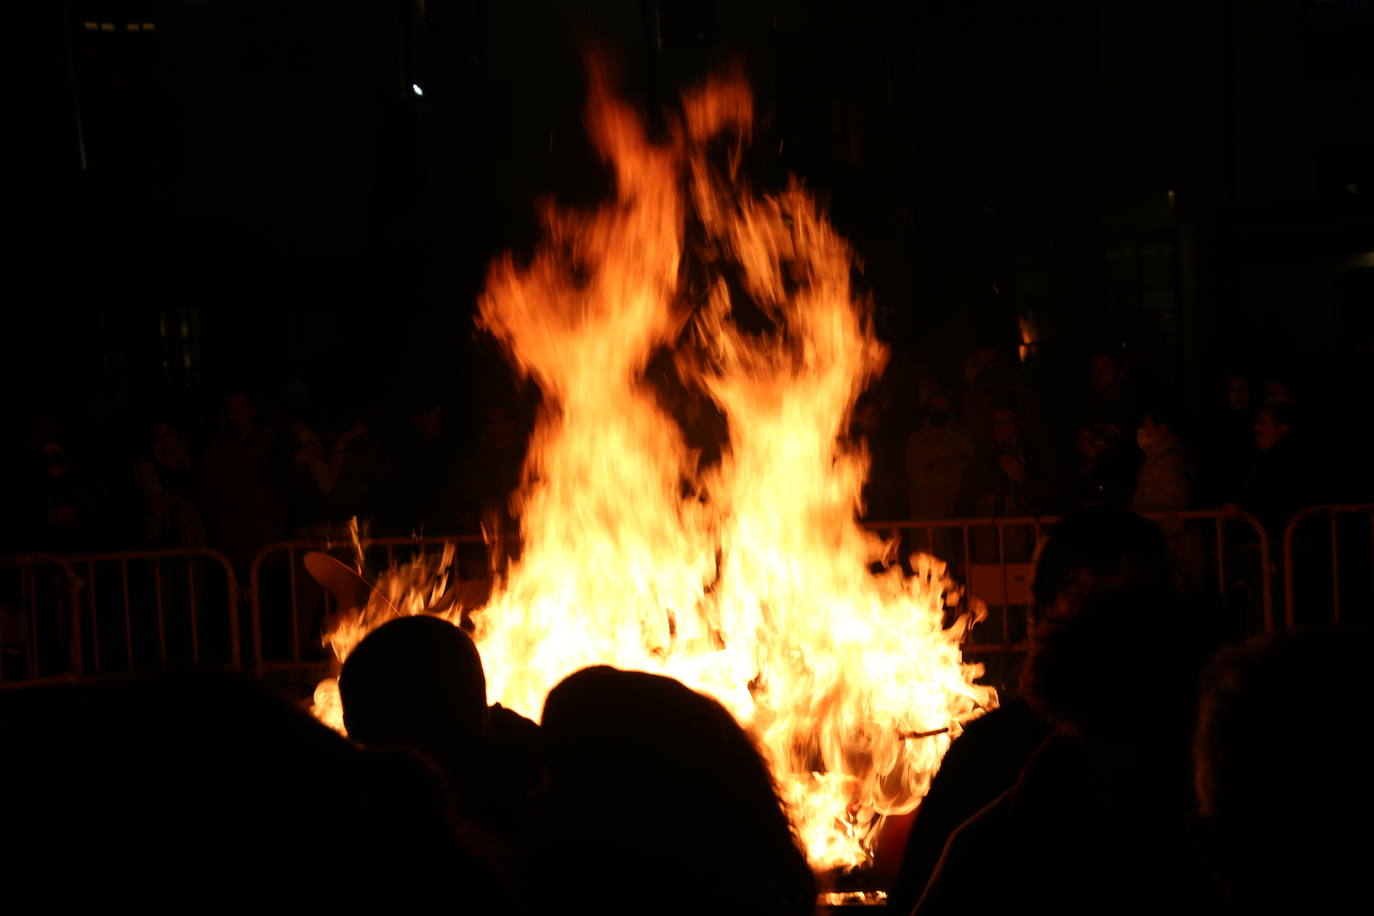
[8,0,1374,545]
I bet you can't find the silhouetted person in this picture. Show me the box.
[1194,627,1371,915]
[904,388,973,521]
[958,396,1057,568]
[340,616,541,859]
[201,390,286,574]
[133,419,206,548]
[960,343,1052,463]
[958,398,1056,521]
[1130,400,1202,582]
[1234,402,1312,538]
[883,695,1048,913]
[285,401,390,538]
[1202,372,1258,504]
[3,668,501,908]
[1223,372,1253,416]
[1130,403,1194,515]
[887,507,1175,913]
[914,570,1224,914]
[917,579,1220,916]
[535,667,817,916]
[1080,348,1139,441]
[341,615,489,752]
[1064,420,1132,510]
[1262,371,1299,409]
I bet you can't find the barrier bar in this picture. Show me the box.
[120,560,134,669]
[87,561,100,673]
[187,558,199,665]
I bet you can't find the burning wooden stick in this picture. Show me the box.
[899,727,950,741]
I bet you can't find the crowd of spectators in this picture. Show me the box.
[1,381,531,573]
[4,337,1371,567]
[4,505,1363,913]
[862,342,1372,541]
[2,317,1365,913]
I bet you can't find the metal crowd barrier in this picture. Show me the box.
[3,547,243,689]
[863,515,1047,653]
[247,509,1275,678]
[0,504,1311,691]
[864,508,1274,651]
[1282,504,1374,628]
[63,548,243,676]
[0,554,83,687]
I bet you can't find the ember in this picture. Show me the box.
[315,66,995,872]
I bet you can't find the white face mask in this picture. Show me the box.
[1137,428,1153,452]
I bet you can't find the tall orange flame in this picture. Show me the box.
[316,69,995,872]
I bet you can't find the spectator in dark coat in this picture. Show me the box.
[200,391,287,574]
[1234,402,1312,537]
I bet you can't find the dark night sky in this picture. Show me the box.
[10,0,1374,432]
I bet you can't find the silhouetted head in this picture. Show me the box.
[1137,398,1183,452]
[1021,582,1210,743]
[1022,510,1211,744]
[1075,422,1113,463]
[1029,507,1172,620]
[225,391,257,437]
[538,667,815,914]
[1253,403,1293,452]
[1264,374,1297,407]
[340,616,489,754]
[150,420,190,468]
[1195,627,1370,913]
[1090,350,1124,395]
[923,388,955,427]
